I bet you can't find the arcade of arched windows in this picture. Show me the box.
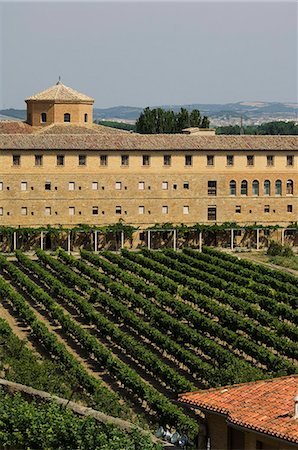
[229,179,294,196]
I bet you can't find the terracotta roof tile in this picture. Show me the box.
[36,123,128,135]
[0,121,34,134]
[25,82,94,103]
[0,134,297,151]
[179,375,298,444]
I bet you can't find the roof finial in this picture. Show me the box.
[56,76,61,85]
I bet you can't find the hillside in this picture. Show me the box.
[1,101,297,125]
[0,247,297,447]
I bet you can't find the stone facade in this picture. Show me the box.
[0,83,297,229]
[0,149,296,228]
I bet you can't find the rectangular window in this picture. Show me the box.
[138,205,145,215]
[100,155,108,166]
[69,207,75,216]
[162,181,168,190]
[92,206,99,215]
[173,184,177,190]
[208,206,217,221]
[235,205,241,213]
[35,155,43,166]
[185,155,192,166]
[207,155,214,166]
[68,182,75,191]
[208,180,217,196]
[227,155,234,166]
[287,155,294,166]
[13,155,20,166]
[92,182,98,190]
[57,155,65,166]
[247,155,254,166]
[45,207,51,216]
[183,205,189,215]
[0,207,3,216]
[267,155,274,166]
[163,155,171,166]
[115,205,121,214]
[21,182,28,191]
[45,182,51,191]
[115,182,122,190]
[138,181,145,190]
[121,155,129,166]
[79,155,86,166]
[287,204,293,212]
[264,205,270,213]
[162,205,168,214]
[183,182,189,189]
[21,207,27,216]
[142,155,150,166]
[0,182,3,191]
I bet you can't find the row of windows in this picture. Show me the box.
[229,179,294,196]
[10,153,296,167]
[0,179,294,196]
[40,112,88,124]
[0,204,293,218]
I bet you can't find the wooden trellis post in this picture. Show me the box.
[148,230,151,250]
[173,229,177,251]
[94,231,98,252]
[67,231,71,254]
[256,228,260,251]
[231,229,234,251]
[13,232,17,251]
[121,230,124,249]
[199,231,202,252]
[40,231,44,250]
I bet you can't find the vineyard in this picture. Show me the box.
[0,247,297,446]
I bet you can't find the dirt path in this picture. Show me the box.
[0,303,36,352]
[229,252,298,277]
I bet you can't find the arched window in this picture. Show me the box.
[41,112,47,123]
[264,180,270,196]
[240,180,248,196]
[84,113,88,123]
[64,113,71,123]
[229,180,236,196]
[286,179,293,195]
[252,180,259,196]
[275,180,282,196]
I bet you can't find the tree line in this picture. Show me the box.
[135,107,210,134]
[216,121,298,135]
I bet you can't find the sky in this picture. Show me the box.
[0,1,297,109]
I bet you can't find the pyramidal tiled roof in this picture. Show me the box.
[25,81,94,103]
[179,375,298,444]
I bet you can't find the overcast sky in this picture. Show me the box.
[0,1,297,108]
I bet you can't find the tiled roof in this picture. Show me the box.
[25,81,94,103]
[179,375,298,444]
[0,134,297,151]
[0,121,34,134]
[35,123,128,135]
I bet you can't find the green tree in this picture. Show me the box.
[189,109,201,127]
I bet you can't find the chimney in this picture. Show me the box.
[294,394,298,418]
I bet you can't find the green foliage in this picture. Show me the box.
[0,390,161,450]
[95,120,136,132]
[268,255,298,271]
[267,241,294,257]
[216,121,298,135]
[135,107,209,133]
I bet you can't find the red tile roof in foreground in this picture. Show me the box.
[179,375,298,444]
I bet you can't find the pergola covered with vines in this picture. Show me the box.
[0,221,297,253]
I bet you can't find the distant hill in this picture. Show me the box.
[1,102,297,124]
